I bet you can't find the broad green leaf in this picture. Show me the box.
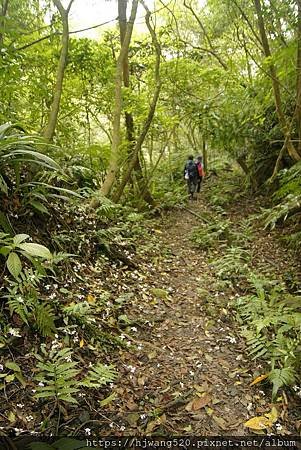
[5,361,22,372]
[0,246,11,256]
[7,411,16,423]
[8,149,60,170]
[13,234,29,245]
[5,374,15,382]
[29,200,49,214]
[18,243,52,259]
[0,174,8,194]
[6,252,22,278]
[15,372,27,387]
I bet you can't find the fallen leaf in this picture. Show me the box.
[7,411,16,423]
[145,414,166,434]
[265,406,278,423]
[126,412,140,427]
[212,415,228,430]
[79,338,84,348]
[138,377,146,387]
[87,294,96,304]
[250,374,269,386]
[191,394,211,411]
[244,415,272,430]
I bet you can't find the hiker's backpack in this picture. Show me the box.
[197,162,205,177]
[185,161,198,179]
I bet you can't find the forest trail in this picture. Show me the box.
[105,195,292,436]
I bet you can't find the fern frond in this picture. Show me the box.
[81,363,118,388]
[269,367,296,399]
[34,302,56,337]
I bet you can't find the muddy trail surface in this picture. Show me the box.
[99,195,300,436]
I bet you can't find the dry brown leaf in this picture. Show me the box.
[145,414,166,434]
[191,394,211,411]
[126,399,139,411]
[138,376,146,386]
[212,415,228,430]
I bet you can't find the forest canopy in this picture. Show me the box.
[0,0,301,440]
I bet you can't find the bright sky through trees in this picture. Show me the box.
[70,0,206,39]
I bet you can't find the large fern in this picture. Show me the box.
[34,348,80,404]
[236,276,301,397]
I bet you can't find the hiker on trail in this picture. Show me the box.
[195,155,205,193]
[184,155,199,200]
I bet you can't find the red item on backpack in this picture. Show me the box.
[197,163,205,177]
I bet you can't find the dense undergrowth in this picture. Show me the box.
[0,123,301,436]
[190,169,301,401]
[0,125,172,435]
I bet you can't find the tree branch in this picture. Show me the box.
[183,0,228,70]
[14,18,118,52]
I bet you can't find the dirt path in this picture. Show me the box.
[107,200,280,435]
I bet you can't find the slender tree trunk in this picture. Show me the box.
[254,0,301,161]
[0,0,9,47]
[99,0,138,198]
[43,0,74,142]
[202,139,207,173]
[118,0,153,204]
[113,1,161,203]
[118,0,134,144]
[296,0,301,153]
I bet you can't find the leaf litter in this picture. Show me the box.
[0,188,300,436]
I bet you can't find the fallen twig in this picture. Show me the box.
[179,206,210,223]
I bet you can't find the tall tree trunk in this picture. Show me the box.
[118,0,153,204]
[296,0,301,154]
[113,1,161,203]
[202,139,207,173]
[0,0,9,47]
[99,0,138,198]
[118,0,134,144]
[43,0,74,142]
[254,0,301,161]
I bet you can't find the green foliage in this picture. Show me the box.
[34,347,80,404]
[5,269,56,336]
[261,194,301,230]
[34,347,117,404]
[190,219,231,250]
[211,246,251,282]
[236,276,301,398]
[258,163,301,250]
[0,233,52,279]
[81,363,118,388]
